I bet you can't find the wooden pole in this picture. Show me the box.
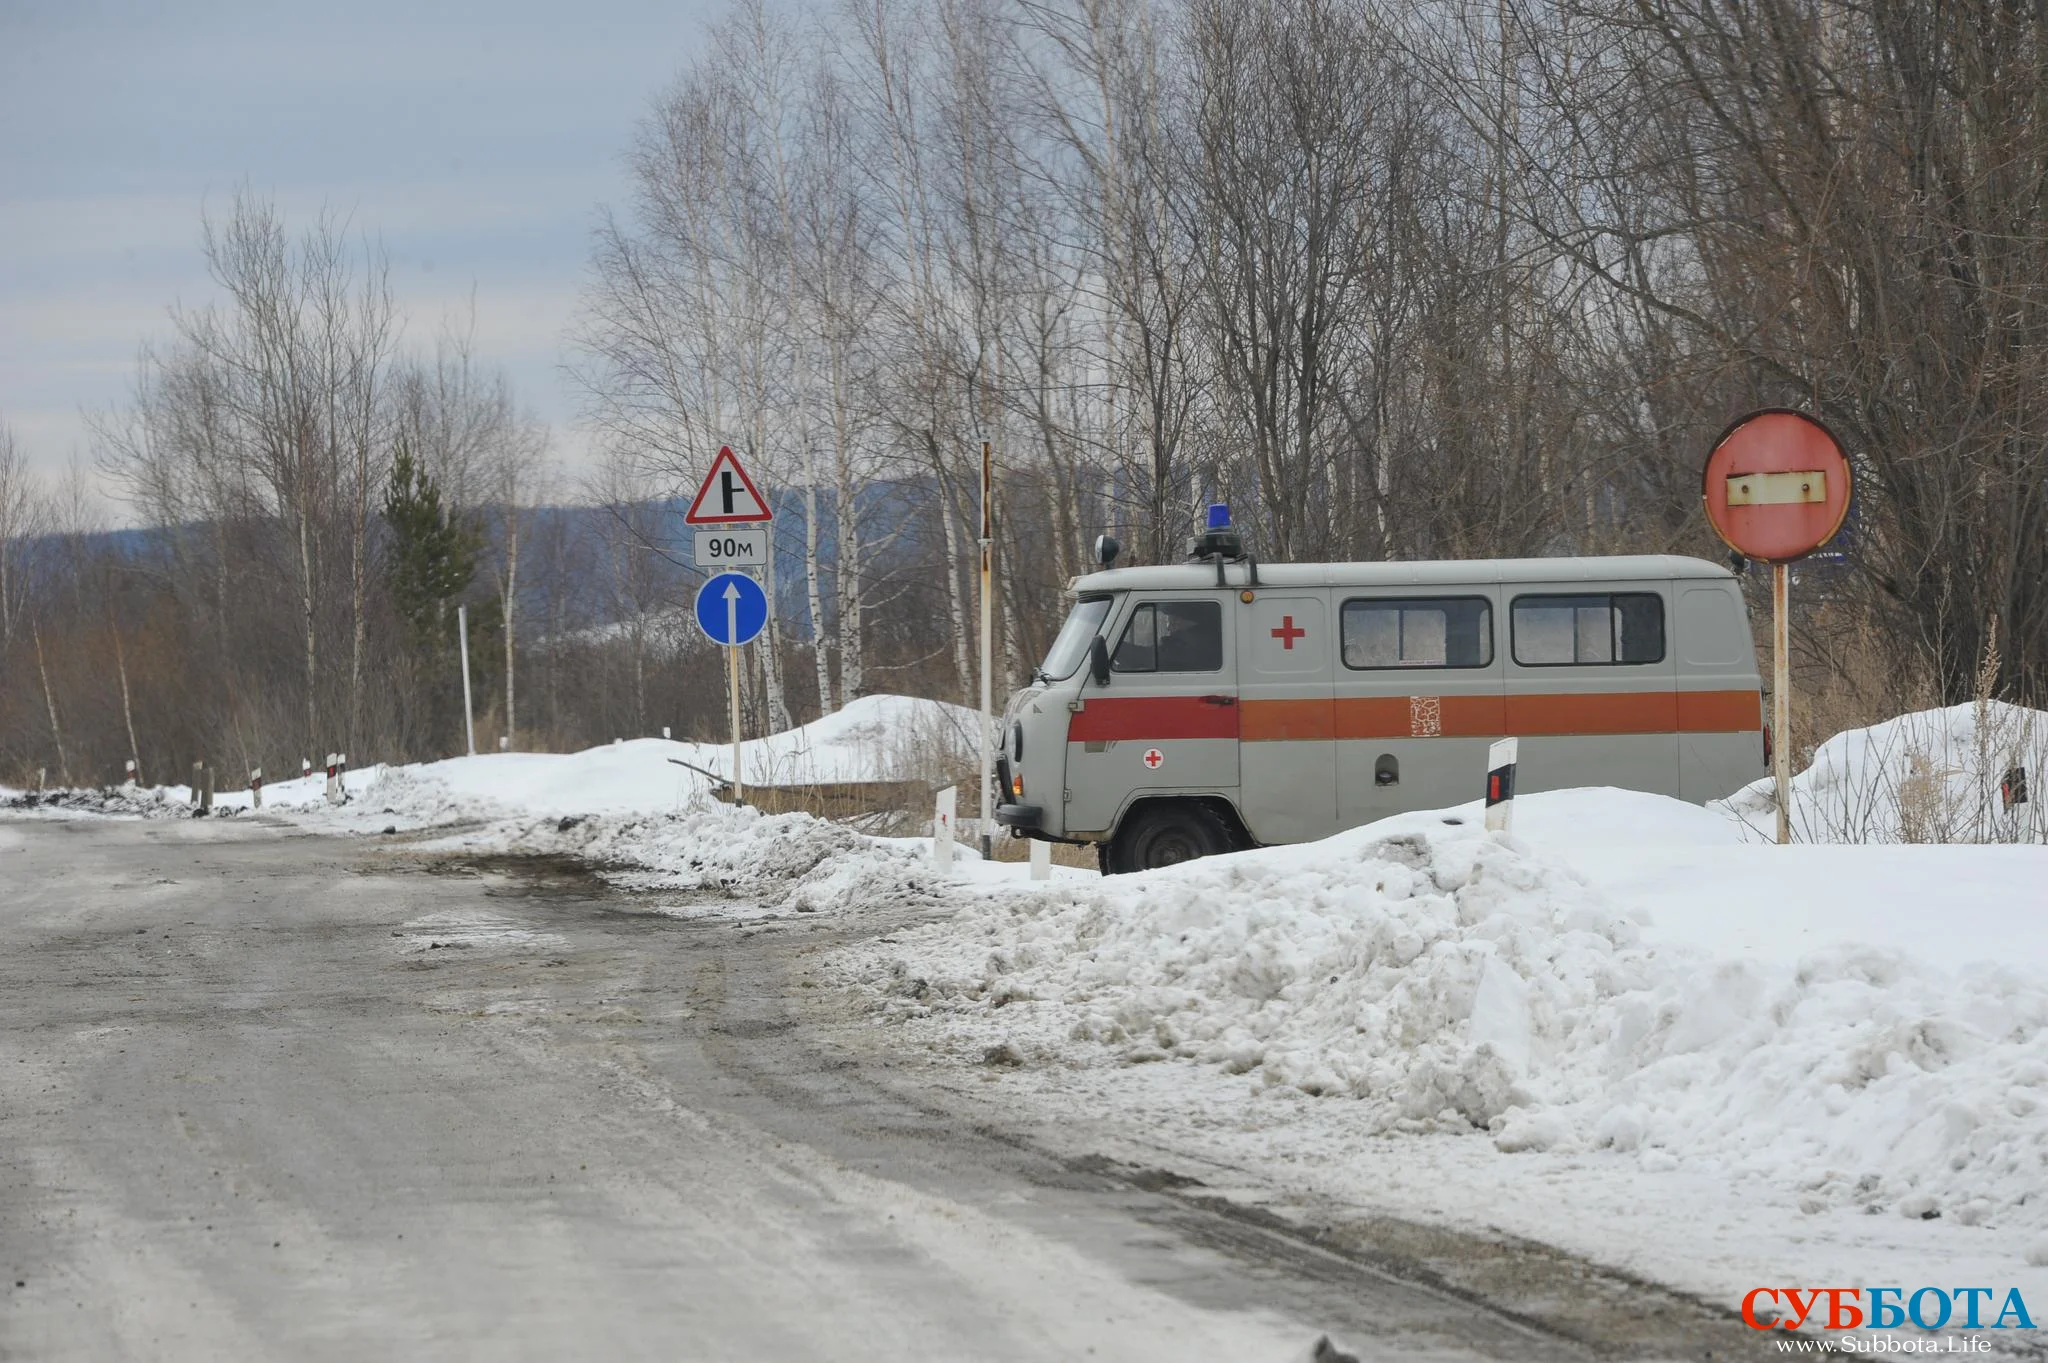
[978,439,994,861]
[1772,562,1792,844]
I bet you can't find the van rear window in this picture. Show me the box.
[1511,593,1665,665]
[1341,598,1493,669]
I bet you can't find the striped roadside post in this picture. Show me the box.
[1484,737,1519,834]
[933,785,957,870]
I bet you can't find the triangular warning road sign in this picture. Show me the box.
[684,446,773,524]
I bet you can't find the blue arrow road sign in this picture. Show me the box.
[694,571,769,647]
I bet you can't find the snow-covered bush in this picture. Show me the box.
[1718,701,2048,843]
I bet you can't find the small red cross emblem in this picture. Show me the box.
[1271,616,1306,649]
[1142,747,1164,769]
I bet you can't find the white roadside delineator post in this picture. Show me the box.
[324,754,341,806]
[250,768,263,810]
[933,785,957,869]
[123,759,136,788]
[1028,837,1051,881]
[1484,737,1519,834]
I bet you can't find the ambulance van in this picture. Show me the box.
[994,511,1765,873]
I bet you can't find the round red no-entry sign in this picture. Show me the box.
[1702,409,1852,563]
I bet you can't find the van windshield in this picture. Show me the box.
[1037,595,1114,681]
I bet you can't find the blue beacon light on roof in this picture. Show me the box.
[1206,502,1231,530]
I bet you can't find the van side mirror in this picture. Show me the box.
[1089,635,1112,686]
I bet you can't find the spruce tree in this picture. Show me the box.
[383,440,478,658]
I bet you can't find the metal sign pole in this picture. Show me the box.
[1772,562,1792,845]
[978,439,994,861]
[458,603,476,757]
[727,587,743,805]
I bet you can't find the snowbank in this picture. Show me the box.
[843,788,2048,1241]
[277,693,1012,914]
[1719,700,2048,843]
[386,692,980,820]
[3,693,980,826]
[0,784,221,819]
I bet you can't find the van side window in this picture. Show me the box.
[1112,601,1222,673]
[1511,593,1665,665]
[1340,598,1493,669]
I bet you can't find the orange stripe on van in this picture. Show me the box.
[1330,696,1406,739]
[1230,689,1759,741]
[1507,691,1675,735]
[1678,689,1762,732]
[1328,695,1504,739]
[1068,695,1239,742]
[1240,698,1336,741]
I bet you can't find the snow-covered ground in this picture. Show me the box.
[1,693,982,822]
[8,696,2047,1325]
[838,783,2048,1315]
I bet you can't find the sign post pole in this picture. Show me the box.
[695,571,767,802]
[458,603,476,758]
[1772,562,1792,845]
[727,585,743,805]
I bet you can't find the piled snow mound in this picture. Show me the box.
[344,692,979,823]
[2,767,388,820]
[849,812,2048,1228]
[454,799,950,915]
[741,692,981,787]
[0,785,239,819]
[1718,701,2048,843]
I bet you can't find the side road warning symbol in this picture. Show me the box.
[685,446,774,524]
[1142,748,1164,769]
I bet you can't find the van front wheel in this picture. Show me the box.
[1103,802,1236,875]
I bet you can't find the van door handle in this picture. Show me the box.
[1200,694,1237,706]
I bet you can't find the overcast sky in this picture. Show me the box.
[0,0,718,505]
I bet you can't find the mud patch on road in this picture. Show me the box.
[1061,1153,1778,1361]
[419,852,616,899]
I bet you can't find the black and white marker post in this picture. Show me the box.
[1484,737,1518,834]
